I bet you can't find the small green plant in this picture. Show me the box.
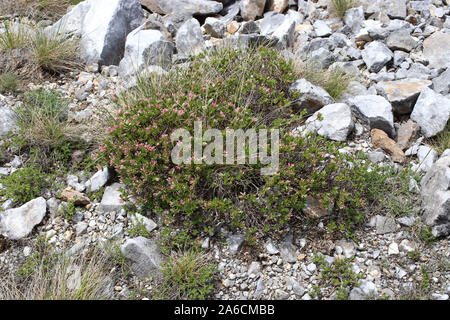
[155,250,217,300]
[314,253,363,300]
[18,234,55,278]
[57,200,77,220]
[420,266,431,293]
[330,0,358,18]
[127,217,150,238]
[426,123,449,155]
[418,226,436,247]
[0,22,30,50]
[408,249,421,262]
[0,166,48,206]
[0,72,19,93]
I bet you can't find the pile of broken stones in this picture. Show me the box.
[0,0,449,300]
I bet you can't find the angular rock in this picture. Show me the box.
[410,88,450,138]
[118,26,174,78]
[371,129,406,163]
[348,95,395,138]
[301,103,354,141]
[396,120,420,150]
[0,197,47,240]
[141,0,223,16]
[416,145,438,173]
[289,79,335,113]
[362,41,393,73]
[60,188,90,206]
[78,0,145,66]
[376,78,432,115]
[175,18,205,57]
[259,12,296,48]
[240,0,266,21]
[313,20,331,37]
[0,105,16,138]
[203,17,227,38]
[227,234,245,255]
[302,195,332,218]
[374,215,398,234]
[129,213,157,233]
[363,0,407,19]
[279,235,297,263]
[99,183,126,212]
[267,0,288,13]
[386,29,417,52]
[344,6,364,33]
[121,237,164,279]
[85,167,110,192]
[423,31,450,69]
[420,155,450,236]
[349,280,378,300]
[432,68,450,95]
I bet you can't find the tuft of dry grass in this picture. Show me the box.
[0,0,74,21]
[31,28,82,74]
[0,245,114,300]
[425,123,449,155]
[329,0,359,18]
[0,22,31,50]
[294,60,355,100]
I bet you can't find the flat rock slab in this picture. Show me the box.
[141,0,223,16]
[423,31,450,69]
[99,183,127,212]
[0,197,47,240]
[376,78,432,115]
[348,95,395,138]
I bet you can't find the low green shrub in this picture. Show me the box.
[98,47,393,243]
[0,72,19,93]
[0,166,48,206]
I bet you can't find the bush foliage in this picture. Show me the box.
[99,47,392,241]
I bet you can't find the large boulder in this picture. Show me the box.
[376,78,432,115]
[289,79,335,113]
[0,197,47,240]
[118,26,174,77]
[121,237,165,279]
[423,31,450,70]
[421,156,450,237]
[141,0,223,16]
[410,87,450,138]
[301,103,355,142]
[51,0,144,67]
[0,105,16,138]
[175,18,205,57]
[348,95,395,138]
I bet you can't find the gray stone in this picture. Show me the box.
[432,68,450,95]
[410,88,450,138]
[344,6,364,33]
[240,0,266,21]
[99,183,127,212]
[204,17,227,38]
[0,105,16,138]
[259,12,296,48]
[313,20,331,37]
[175,18,205,57]
[118,26,174,78]
[363,0,407,19]
[374,215,398,234]
[85,167,110,192]
[349,280,378,300]
[348,95,395,138]
[362,41,393,73]
[227,234,245,255]
[129,213,157,233]
[0,197,47,240]
[301,103,354,141]
[368,150,386,163]
[386,29,417,52]
[121,237,164,279]
[397,216,418,227]
[279,235,297,263]
[77,0,145,66]
[423,31,450,69]
[141,0,222,16]
[240,21,260,34]
[376,79,432,115]
[420,156,450,237]
[416,145,438,173]
[289,79,335,113]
